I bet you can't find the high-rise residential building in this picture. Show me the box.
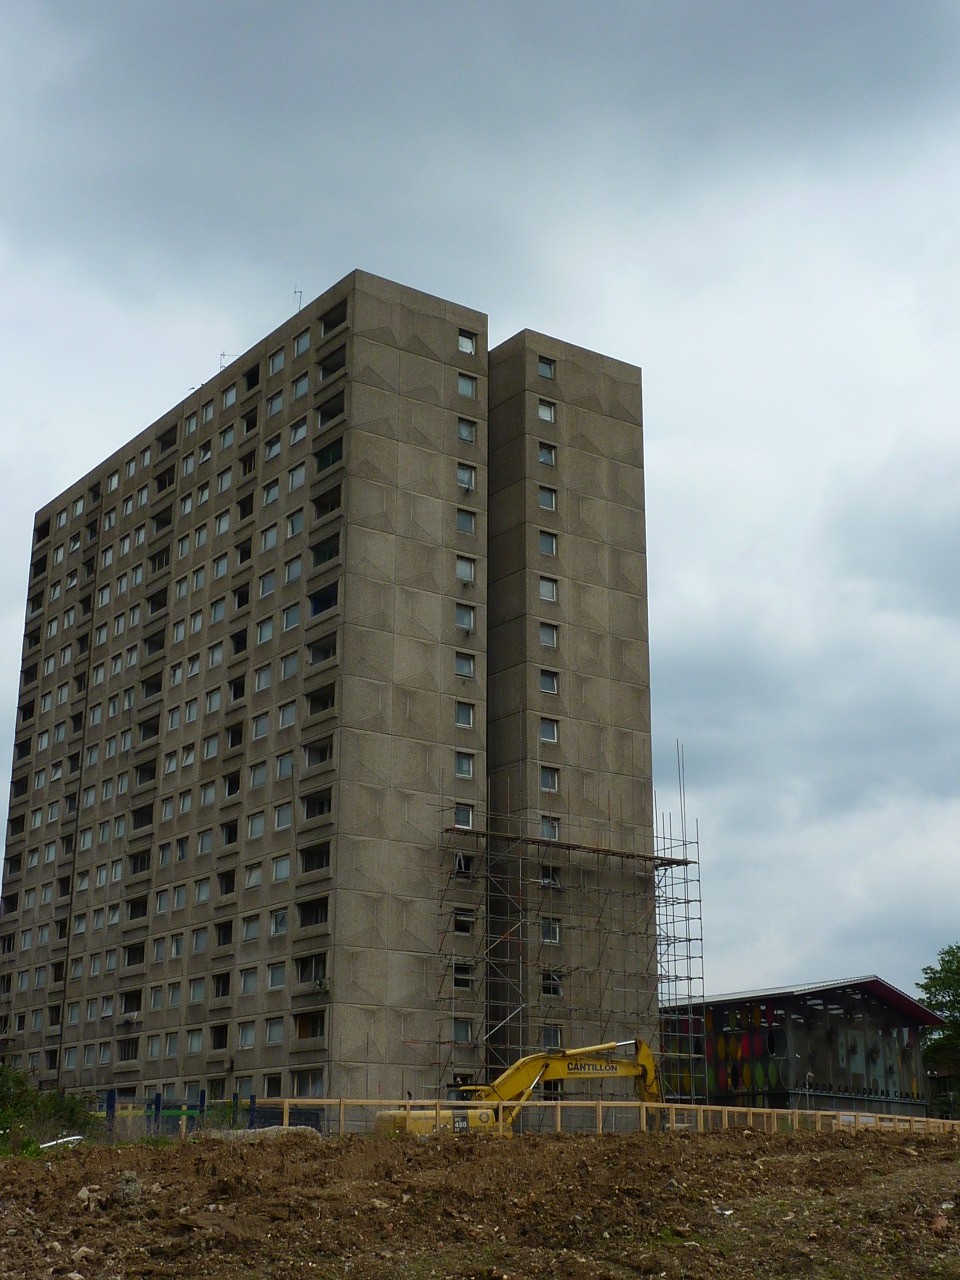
[0,271,655,1105]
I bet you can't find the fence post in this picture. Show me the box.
[338,1097,345,1136]
[197,1089,206,1132]
[152,1091,162,1135]
[105,1088,117,1136]
[248,1094,257,1130]
[282,1099,290,1128]
[231,1092,239,1129]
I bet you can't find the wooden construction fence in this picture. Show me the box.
[104,1096,960,1140]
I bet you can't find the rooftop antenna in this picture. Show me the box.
[294,286,303,311]
[219,352,238,371]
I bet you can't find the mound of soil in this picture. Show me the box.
[1,1127,959,1278]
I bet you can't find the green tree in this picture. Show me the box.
[918,944,960,1031]
[918,945,960,1118]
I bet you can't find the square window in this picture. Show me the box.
[458,329,477,355]
[539,530,557,556]
[540,766,559,793]
[540,669,559,695]
[455,603,475,630]
[456,508,476,535]
[540,717,559,744]
[456,463,476,491]
[538,486,557,511]
[538,356,556,380]
[457,373,477,400]
[454,803,474,830]
[455,752,474,779]
[538,441,557,466]
[539,576,558,602]
[540,815,560,840]
[457,417,476,443]
[538,399,556,422]
[455,652,475,678]
[455,556,476,583]
[539,622,559,648]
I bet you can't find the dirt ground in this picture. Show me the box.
[2,1127,960,1279]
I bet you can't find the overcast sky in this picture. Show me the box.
[2,0,959,1002]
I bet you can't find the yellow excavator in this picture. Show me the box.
[375,1038,660,1136]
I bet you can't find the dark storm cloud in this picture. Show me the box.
[4,1,960,298]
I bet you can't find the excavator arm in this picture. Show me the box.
[374,1037,660,1136]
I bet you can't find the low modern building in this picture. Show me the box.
[0,270,658,1105]
[662,976,942,1116]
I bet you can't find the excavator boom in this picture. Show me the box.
[375,1038,660,1136]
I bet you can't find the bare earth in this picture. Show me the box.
[2,1128,960,1279]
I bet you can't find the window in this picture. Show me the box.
[268,961,286,988]
[317,437,343,471]
[248,812,265,839]
[455,700,474,728]
[261,523,278,550]
[538,356,556,380]
[538,399,556,422]
[289,462,306,490]
[457,373,477,399]
[292,374,309,400]
[456,508,476,535]
[453,1018,473,1043]
[455,603,475,631]
[453,962,474,990]
[543,1024,563,1050]
[454,752,474,780]
[294,328,310,357]
[455,556,476,584]
[539,576,558,602]
[456,463,476,491]
[454,803,474,830]
[268,348,285,375]
[542,918,561,945]
[265,433,281,461]
[267,391,283,418]
[275,803,292,831]
[539,530,557,556]
[539,622,558,648]
[538,485,557,511]
[257,618,274,643]
[269,908,288,936]
[540,717,559,744]
[540,669,559,695]
[455,652,475,678]
[542,970,563,997]
[265,1017,284,1044]
[540,766,560,793]
[223,384,237,409]
[253,713,269,740]
[458,329,477,355]
[457,417,476,443]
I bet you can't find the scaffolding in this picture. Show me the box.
[436,798,703,1102]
